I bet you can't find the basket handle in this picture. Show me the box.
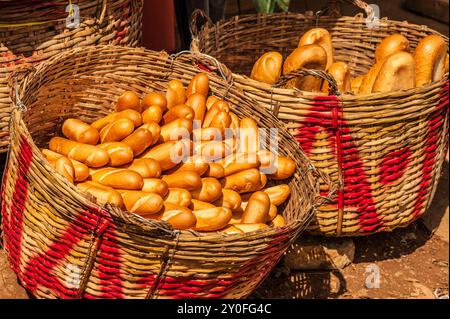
[7,63,36,112]
[273,69,341,96]
[326,0,375,21]
[170,50,234,87]
[189,9,214,51]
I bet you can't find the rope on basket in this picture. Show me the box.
[145,230,181,299]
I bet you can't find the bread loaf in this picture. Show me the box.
[298,28,334,70]
[119,190,163,216]
[351,76,364,95]
[187,72,209,97]
[92,110,142,131]
[54,156,75,182]
[142,106,163,124]
[163,104,195,123]
[141,92,167,112]
[159,118,193,143]
[204,163,225,179]
[220,168,263,194]
[142,178,169,197]
[269,214,287,227]
[221,225,244,234]
[127,158,161,178]
[155,203,197,230]
[203,100,230,128]
[241,191,271,223]
[100,118,135,143]
[116,91,141,112]
[91,168,144,190]
[166,79,186,109]
[250,52,283,85]
[372,51,416,93]
[233,223,268,233]
[213,189,242,212]
[220,152,260,176]
[166,156,209,176]
[206,95,220,110]
[98,142,134,167]
[162,171,202,190]
[268,156,296,180]
[164,188,192,207]
[42,149,89,181]
[140,140,190,171]
[77,181,123,207]
[263,184,291,206]
[189,199,215,210]
[375,34,410,62]
[322,61,351,94]
[239,118,259,154]
[414,34,447,87]
[121,128,153,156]
[49,137,110,167]
[186,93,207,124]
[283,44,328,91]
[193,207,232,231]
[190,177,222,202]
[62,118,99,145]
[140,123,161,145]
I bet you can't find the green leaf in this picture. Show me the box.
[276,0,290,12]
[252,0,277,13]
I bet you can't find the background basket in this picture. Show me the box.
[0,45,330,299]
[0,0,143,153]
[191,0,450,236]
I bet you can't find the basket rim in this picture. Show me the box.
[7,45,324,242]
[192,12,449,100]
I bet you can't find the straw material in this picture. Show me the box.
[191,0,450,236]
[0,0,143,152]
[0,46,330,299]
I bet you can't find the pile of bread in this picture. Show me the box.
[42,73,297,233]
[250,28,449,95]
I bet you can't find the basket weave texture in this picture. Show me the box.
[191,0,450,236]
[0,46,328,299]
[0,0,143,153]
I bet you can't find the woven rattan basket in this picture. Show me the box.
[191,0,450,236]
[0,45,331,299]
[0,0,143,153]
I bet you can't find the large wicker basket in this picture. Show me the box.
[0,46,329,299]
[0,0,143,153]
[191,0,450,236]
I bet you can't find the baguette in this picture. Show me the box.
[220,168,263,194]
[193,207,232,231]
[77,181,123,207]
[62,118,99,145]
[298,28,334,70]
[142,178,169,197]
[119,190,163,216]
[54,156,75,183]
[162,171,202,190]
[190,177,222,203]
[263,184,291,206]
[203,100,230,128]
[164,188,192,207]
[241,191,270,223]
[159,118,193,143]
[186,93,207,124]
[91,168,144,190]
[127,158,161,178]
[42,149,89,181]
[239,118,259,154]
[269,214,287,227]
[91,109,142,131]
[98,142,134,167]
[166,156,209,176]
[375,34,410,62]
[140,140,190,171]
[49,137,110,167]
[220,225,244,234]
[268,156,296,180]
[187,72,209,97]
[204,163,225,179]
[166,79,186,109]
[155,203,196,230]
[322,61,351,94]
[100,118,135,143]
[372,51,416,93]
[414,34,447,87]
[121,128,153,156]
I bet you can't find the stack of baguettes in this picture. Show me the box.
[41,73,297,234]
[250,29,449,95]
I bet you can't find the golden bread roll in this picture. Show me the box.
[62,118,99,145]
[54,156,75,183]
[166,156,209,176]
[116,91,141,112]
[162,171,202,190]
[91,168,144,190]
[283,44,328,91]
[159,118,193,143]
[266,204,278,223]
[268,156,296,180]
[209,110,231,136]
[351,76,364,95]
[166,79,186,109]
[220,152,260,176]
[358,62,384,94]
[221,225,244,234]
[375,34,410,62]
[42,149,89,182]
[241,191,271,223]
[193,207,232,231]
[189,199,216,210]
[372,51,416,93]
[140,140,190,171]
[195,140,232,162]
[220,168,263,194]
[322,61,351,94]
[414,34,447,87]
[142,105,163,124]
[204,163,225,179]
[192,127,222,142]
[263,184,291,206]
[250,51,283,85]
[163,104,195,123]
[140,122,161,145]
[233,223,268,233]
[142,178,169,197]
[298,28,334,70]
[164,188,192,207]
[98,142,134,167]
[155,203,197,230]
[229,112,240,133]
[91,109,142,131]
[239,118,259,154]
[119,190,163,216]
[269,214,287,227]
[206,95,220,110]
[49,137,110,168]
[186,93,207,125]
[121,128,153,156]
[203,100,230,127]
[213,189,242,212]
[257,150,277,174]
[100,118,135,143]
[190,177,222,203]
[141,92,168,112]
[77,181,123,207]
[127,158,161,178]
[187,72,210,97]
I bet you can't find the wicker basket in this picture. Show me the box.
[191,0,450,236]
[0,45,330,299]
[0,0,143,153]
